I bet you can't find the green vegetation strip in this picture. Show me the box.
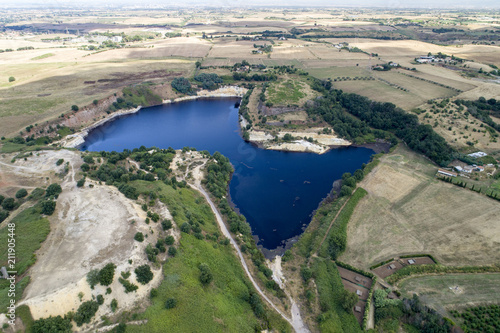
[320,187,368,260]
[312,258,363,333]
[0,204,50,311]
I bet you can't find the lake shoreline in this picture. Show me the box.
[59,86,247,149]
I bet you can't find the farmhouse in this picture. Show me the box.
[467,151,487,158]
[416,56,435,63]
[437,169,457,177]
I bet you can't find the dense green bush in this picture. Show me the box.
[74,300,99,326]
[45,183,62,198]
[0,210,9,223]
[98,263,116,286]
[86,269,100,288]
[165,235,175,245]
[32,315,72,333]
[41,200,56,215]
[171,77,193,94]
[134,232,144,242]
[118,277,138,293]
[199,263,213,285]
[15,189,28,199]
[165,298,177,309]
[135,265,154,285]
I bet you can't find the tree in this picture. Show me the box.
[165,235,175,245]
[1,198,15,211]
[165,298,177,309]
[340,290,358,311]
[0,210,9,223]
[134,232,144,242]
[45,183,62,198]
[86,269,100,288]
[161,219,172,230]
[74,300,100,326]
[110,299,118,312]
[76,178,85,188]
[168,246,177,257]
[199,263,213,285]
[32,315,72,333]
[71,105,79,112]
[135,264,153,285]
[16,188,28,199]
[180,222,191,233]
[8,76,15,82]
[96,294,104,305]
[98,263,116,286]
[41,200,56,215]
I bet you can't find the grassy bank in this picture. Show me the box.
[0,204,50,312]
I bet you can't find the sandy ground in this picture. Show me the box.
[1,150,167,331]
[248,127,351,154]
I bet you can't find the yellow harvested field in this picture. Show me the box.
[340,145,500,269]
[208,41,267,59]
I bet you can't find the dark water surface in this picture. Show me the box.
[83,98,373,250]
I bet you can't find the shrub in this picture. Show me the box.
[0,210,9,223]
[74,300,99,326]
[28,188,45,200]
[98,263,116,286]
[161,219,172,230]
[134,232,144,242]
[199,263,213,285]
[96,294,104,305]
[168,246,177,257]
[71,105,79,112]
[165,235,175,245]
[45,183,62,198]
[135,265,153,285]
[118,278,138,293]
[15,189,28,199]
[150,288,158,298]
[165,298,177,309]
[41,200,56,215]
[86,269,100,288]
[301,267,312,282]
[110,299,118,312]
[180,222,191,233]
[56,159,64,166]
[1,198,15,211]
[76,178,85,188]
[32,315,72,333]
[8,76,15,82]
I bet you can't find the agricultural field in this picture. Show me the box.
[340,144,500,269]
[399,274,500,313]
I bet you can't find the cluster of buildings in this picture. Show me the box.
[70,35,123,44]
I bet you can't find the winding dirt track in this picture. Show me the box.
[188,164,309,333]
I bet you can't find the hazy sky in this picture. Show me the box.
[0,0,499,8]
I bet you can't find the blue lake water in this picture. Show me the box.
[82,98,374,250]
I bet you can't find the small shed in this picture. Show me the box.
[354,276,361,282]
[0,267,8,279]
[408,259,416,265]
[354,306,362,313]
[389,264,396,269]
[356,289,363,296]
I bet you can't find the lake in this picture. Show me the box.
[82,98,374,250]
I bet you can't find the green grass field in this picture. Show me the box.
[127,180,290,332]
[267,79,306,106]
[0,204,50,312]
[399,273,500,314]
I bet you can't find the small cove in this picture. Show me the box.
[82,98,374,250]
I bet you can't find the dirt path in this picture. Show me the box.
[188,163,309,333]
